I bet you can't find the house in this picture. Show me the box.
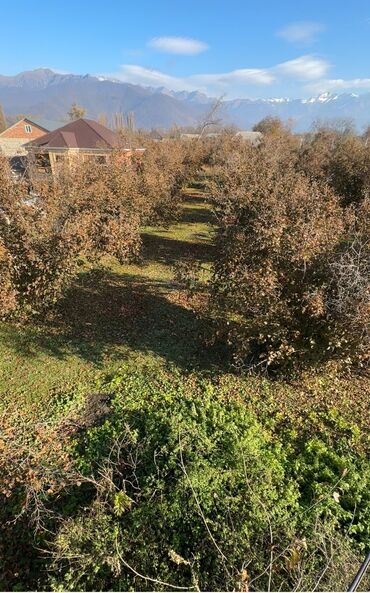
[180,133,201,140]
[0,117,61,157]
[235,131,263,145]
[148,129,164,141]
[25,118,137,175]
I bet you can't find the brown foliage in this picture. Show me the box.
[253,115,291,136]
[0,156,93,316]
[328,199,370,360]
[0,239,16,314]
[299,127,370,206]
[208,134,369,369]
[135,139,193,224]
[0,142,191,317]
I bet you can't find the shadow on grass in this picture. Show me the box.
[1,268,226,371]
[180,206,214,225]
[0,196,223,372]
[142,233,214,264]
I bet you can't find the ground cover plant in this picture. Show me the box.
[0,124,369,591]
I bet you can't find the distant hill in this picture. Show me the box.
[0,69,207,128]
[1,69,370,131]
[223,92,370,132]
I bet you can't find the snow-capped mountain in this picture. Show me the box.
[0,69,369,131]
[149,87,213,104]
[223,92,370,131]
[261,97,292,104]
[302,92,360,104]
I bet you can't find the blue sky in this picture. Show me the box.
[1,0,370,98]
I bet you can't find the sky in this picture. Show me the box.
[1,0,370,99]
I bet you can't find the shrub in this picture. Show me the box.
[0,238,17,315]
[1,369,368,591]
[0,156,84,316]
[208,144,341,368]
[0,404,75,591]
[253,116,290,136]
[0,143,191,317]
[0,159,99,314]
[46,370,369,592]
[206,135,369,369]
[136,140,189,224]
[327,198,370,363]
[299,127,370,207]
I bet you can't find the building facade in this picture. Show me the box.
[0,118,50,157]
[25,118,144,176]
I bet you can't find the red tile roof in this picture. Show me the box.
[25,118,119,149]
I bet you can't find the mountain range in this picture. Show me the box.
[1,68,370,132]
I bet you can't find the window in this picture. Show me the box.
[85,154,107,164]
[25,124,32,133]
[35,153,51,170]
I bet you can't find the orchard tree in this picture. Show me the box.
[97,113,108,127]
[67,102,86,121]
[208,136,369,369]
[0,103,6,133]
[253,116,287,136]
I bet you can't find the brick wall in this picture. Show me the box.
[0,138,29,156]
[0,119,47,140]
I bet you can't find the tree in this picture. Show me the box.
[168,123,181,140]
[198,95,224,138]
[0,104,6,133]
[97,113,108,127]
[253,116,287,136]
[67,103,86,121]
[312,117,356,136]
[126,111,135,132]
[112,112,125,131]
[299,126,370,207]
[363,124,370,145]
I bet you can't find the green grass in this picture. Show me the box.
[1,190,369,592]
[0,193,216,417]
[0,190,368,439]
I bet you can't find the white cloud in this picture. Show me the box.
[276,55,330,80]
[112,65,274,94]
[148,36,209,55]
[104,55,331,97]
[192,68,274,86]
[307,78,370,93]
[277,21,325,44]
[116,64,190,90]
